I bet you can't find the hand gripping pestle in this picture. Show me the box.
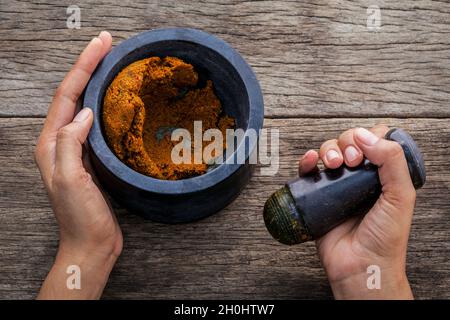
[263,128,426,245]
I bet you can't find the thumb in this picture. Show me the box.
[353,127,416,215]
[55,108,93,174]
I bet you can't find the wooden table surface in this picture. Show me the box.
[1,0,449,299]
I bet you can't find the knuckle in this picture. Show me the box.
[52,172,69,191]
[52,169,92,191]
[320,139,334,151]
[34,144,42,165]
[52,168,73,190]
[403,186,417,204]
[386,141,404,158]
[54,83,71,100]
[370,124,390,138]
[34,140,47,167]
[54,85,66,101]
[326,138,339,147]
[372,124,389,131]
[320,139,340,158]
[56,126,74,141]
[55,81,79,104]
[79,170,94,185]
[395,187,417,209]
[338,129,355,144]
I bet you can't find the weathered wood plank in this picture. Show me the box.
[1,0,450,117]
[0,117,448,299]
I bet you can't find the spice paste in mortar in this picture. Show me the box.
[102,56,235,180]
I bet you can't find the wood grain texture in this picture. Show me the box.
[0,118,448,299]
[1,0,450,117]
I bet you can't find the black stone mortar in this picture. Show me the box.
[83,28,264,223]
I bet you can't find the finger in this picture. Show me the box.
[54,108,93,185]
[44,31,112,135]
[370,124,390,138]
[338,129,364,167]
[37,32,111,182]
[353,127,416,209]
[299,150,319,176]
[98,31,113,57]
[35,138,55,189]
[319,139,343,169]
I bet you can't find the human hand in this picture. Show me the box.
[299,125,416,299]
[35,31,122,299]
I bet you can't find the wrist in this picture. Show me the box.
[37,243,119,300]
[56,242,119,276]
[329,265,413,300]
[57,237,122,265]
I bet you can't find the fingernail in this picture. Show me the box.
[355,128,379,146]
[345,146,359,163]
[326,149,340,163]
[98,31,109,39]
[73,108,91,123]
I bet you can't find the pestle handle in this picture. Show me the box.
[263,128,426,245]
